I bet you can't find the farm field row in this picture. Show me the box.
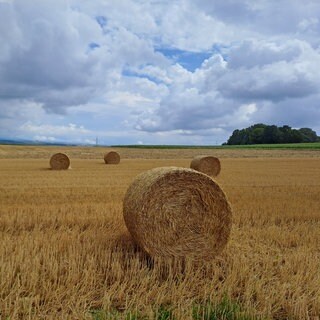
[1,144,320,160]
[0,148,320,319]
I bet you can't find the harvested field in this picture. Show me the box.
[1,144,320,159]
[0,145,319,319]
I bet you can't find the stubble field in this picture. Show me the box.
[0,145,319,319]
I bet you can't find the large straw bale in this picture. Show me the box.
[104,151,120,164]
[50,153,70,170]
[123,167,232,261]
[190,155,221,177]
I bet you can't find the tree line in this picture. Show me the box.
[225,124,319,145]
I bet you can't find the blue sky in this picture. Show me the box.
[1,0,320,145]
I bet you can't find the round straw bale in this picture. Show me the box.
[50,153,70,170]
[123,167,232,261]
[190,155,221,177]
[104,151,120,164]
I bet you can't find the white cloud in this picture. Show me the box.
[0,0,320,144]
[0,0,168,114]
[20,122,90,136]
[34,135,56,142]
[218,40,320,101]
[193,0,320,39]
[134,37,320,139]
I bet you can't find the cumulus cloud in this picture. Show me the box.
[20,122,90,135]
[0,0,167,114]
[135,37,320,138]
[33,135,56,142]
[18,122,94,144]
[1,0,320,144]
[0,0,103,112]
[193,0,320,40]
[216,39,320,103]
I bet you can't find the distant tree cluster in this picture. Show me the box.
[226,124,319,145]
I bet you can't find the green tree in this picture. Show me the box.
[263,125,280,143]
[251,127,265,144]
[225,123,319,145]
[227,129,250,145]
[299,128,318,142]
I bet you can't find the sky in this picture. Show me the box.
[1,0,320,145]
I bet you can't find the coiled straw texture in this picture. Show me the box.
[123,167,232,261]
[49,153,70,170]
[190,155,221,177]
[104,151,120,164]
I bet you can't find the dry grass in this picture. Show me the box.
[0,147,320,319]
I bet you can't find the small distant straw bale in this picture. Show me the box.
[104,151,120,164]
[50,153,70,170]
[190,155,221,177]
[123,167,232,261]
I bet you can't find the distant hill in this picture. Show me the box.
[225,124,320,145]
[0,138,77,146]
[0,139,38,145]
